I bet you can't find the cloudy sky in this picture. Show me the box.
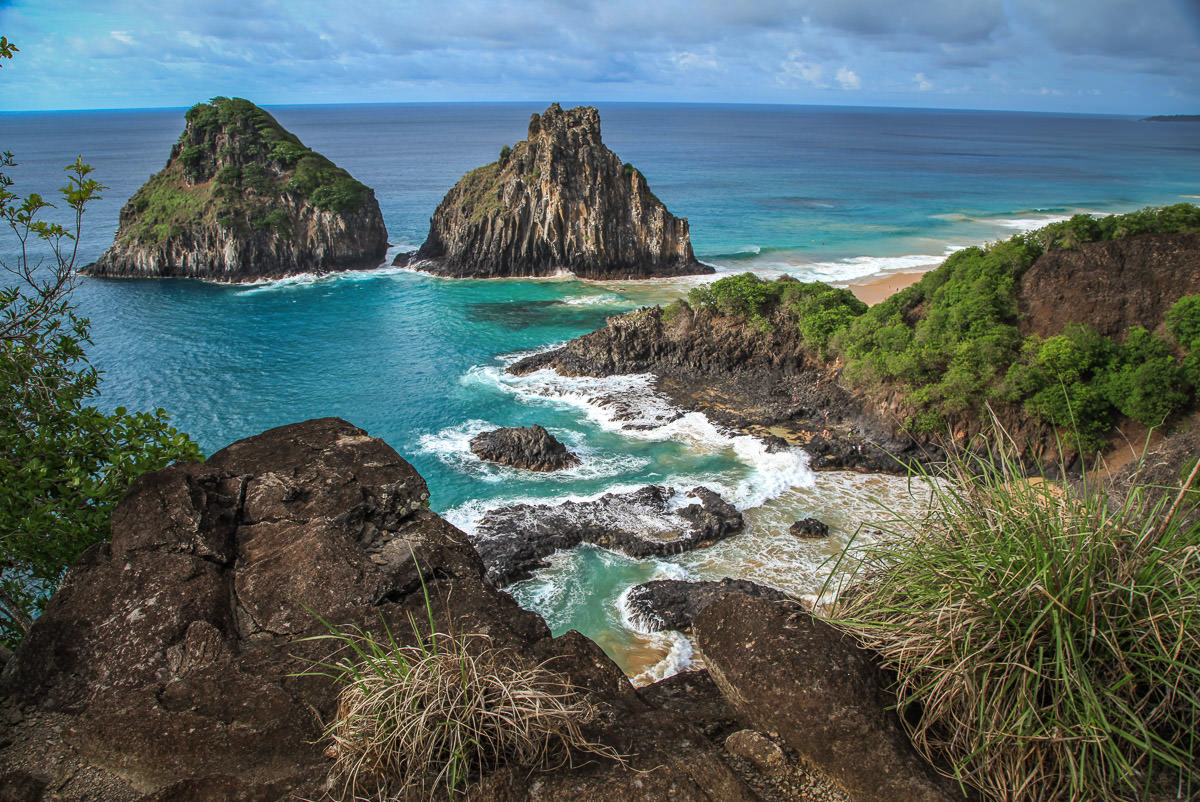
[2,0,1198,113]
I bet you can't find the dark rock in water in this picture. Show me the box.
[760,435,792,453]
[473,485,743,586]
[85,97,387,281]
[789,517,830,538]
[0,418,760,799]
[402,103,711,279]
[695,594,969,802]
[469,424,581,471]
[625,578,799,633]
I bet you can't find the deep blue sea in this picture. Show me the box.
[3,103,1199,679]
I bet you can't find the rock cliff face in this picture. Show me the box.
[85,98,387,282]
[402,103,710,279]
[1018,232,1200,341]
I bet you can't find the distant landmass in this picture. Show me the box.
[1141,115,1200,122]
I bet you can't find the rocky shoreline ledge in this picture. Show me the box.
[509,304,935,474]
[0,418,966,801]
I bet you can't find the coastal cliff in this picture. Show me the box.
[85,98,387,282]
[401,103,710,279]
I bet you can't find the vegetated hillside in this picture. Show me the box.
[531,204,1200,465]
[86,97,387,281]
[402,103,709,279]
[831,204,1200,455]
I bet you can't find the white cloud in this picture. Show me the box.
[779,50,826,87]
[836,66,861,89]
[914,72,933,90]
[671,50,718,71]
[110,30,134,45]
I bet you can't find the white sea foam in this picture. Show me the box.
[559,293,631,307]
[804,248,956,282]
[462,354,815,511]
[615,562,698,685]
[416,419,651,485]
[992,214,1076,230]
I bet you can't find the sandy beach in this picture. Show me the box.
[846,271,929,305]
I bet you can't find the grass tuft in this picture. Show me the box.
[303,610,617,800]
[828,432,1200,801]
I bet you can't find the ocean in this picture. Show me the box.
[3,102,1199,680]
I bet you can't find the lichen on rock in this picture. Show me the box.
[402,103,711,279]
[85,97,388,281]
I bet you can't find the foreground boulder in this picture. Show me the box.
[402,103,710,279]
[86,97,387,281]
[472,485,744,586]
[695,594,968,802]
[0,419,758,800]
[470,424,581,471]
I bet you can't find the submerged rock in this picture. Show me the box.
[402,103,710,279]
[473,485,744,586]
[469,424,581,471]
[625,578,800,633]
[789,517,830,538]
[86,97,387,281]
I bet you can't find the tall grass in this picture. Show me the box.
[302,600,617,801]
[828,438,1200,801]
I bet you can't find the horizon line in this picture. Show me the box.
[0,98,1158,118]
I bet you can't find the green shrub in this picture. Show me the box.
[499,144,512,162]
[830,442,1200,801]
[1103,327,1188,426]
[1167,294,1200,347]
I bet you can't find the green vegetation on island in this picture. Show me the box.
[680,203,1200,449]
[122,97,371,246]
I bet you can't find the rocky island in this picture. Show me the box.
[399,103,711,279]
[85,97,388,281]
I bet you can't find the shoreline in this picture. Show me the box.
[844,270,929,305]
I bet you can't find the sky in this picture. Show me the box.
[1,0,1199,114]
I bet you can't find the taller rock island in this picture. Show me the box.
[86,97,388,282]
[403,103,711,279]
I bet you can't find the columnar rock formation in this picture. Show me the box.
[402,103,710,279]
[86,97,388,281]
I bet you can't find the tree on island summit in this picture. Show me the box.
[0,39,202,650]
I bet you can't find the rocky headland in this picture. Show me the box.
[399,103,710,279]
[85,97,387,282]
[0,418,968,801]
[512,225,1200,473]
[469,424,581,471]
[509,301,924,473]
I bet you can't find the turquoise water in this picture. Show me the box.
[3,103,1199,679]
